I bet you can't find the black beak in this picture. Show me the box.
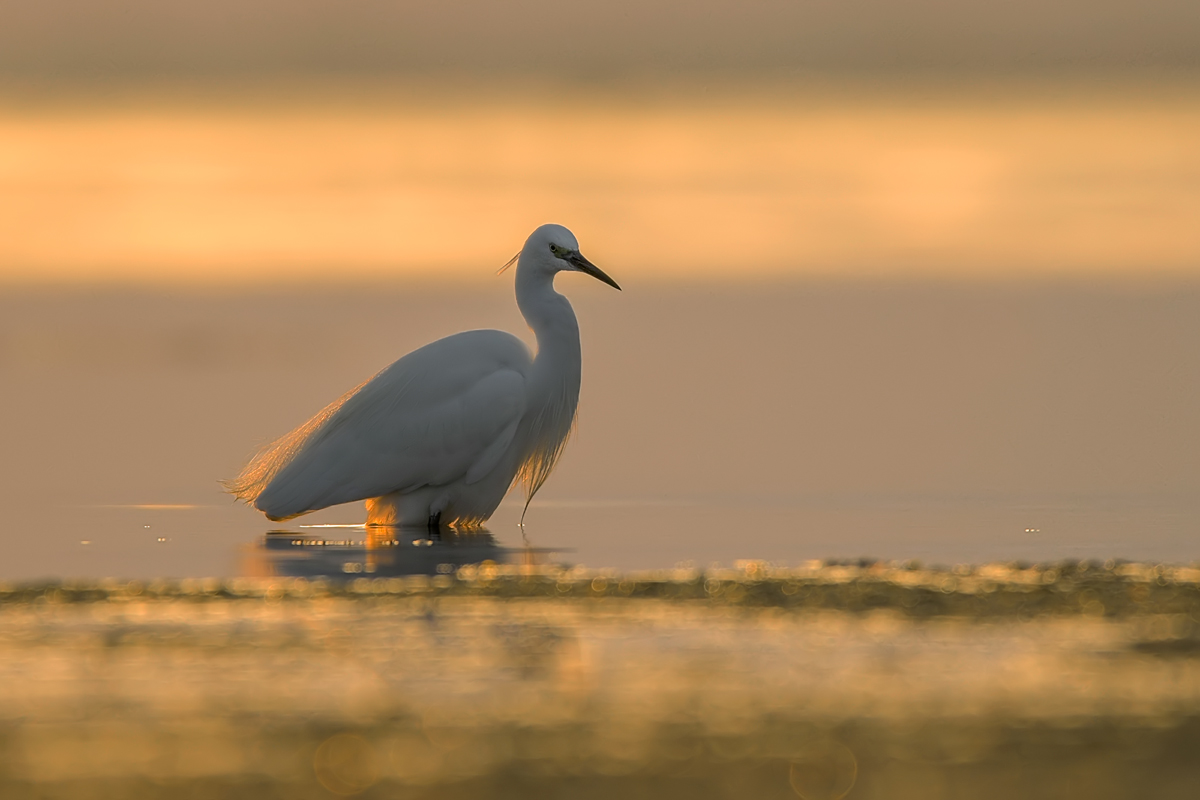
[567,251,621,291]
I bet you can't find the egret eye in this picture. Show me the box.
[549,244,559,255]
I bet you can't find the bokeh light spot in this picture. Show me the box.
[313,733,379,796]
[789,737,858,800]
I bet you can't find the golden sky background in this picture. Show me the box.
[2,84,1198,283]
[1,0,1198,283]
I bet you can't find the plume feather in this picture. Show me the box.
[220,381,367,505]
[514,376,578,522]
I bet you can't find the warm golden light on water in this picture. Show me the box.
[313,733,380,796]
[789,737,858,800]
[0,570,1197,797]
[2,84,1198,282]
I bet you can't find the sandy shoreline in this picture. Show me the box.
[6,559,1199,617]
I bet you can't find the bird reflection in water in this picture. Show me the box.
[244,526,558,578]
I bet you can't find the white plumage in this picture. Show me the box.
[223,224,620,529]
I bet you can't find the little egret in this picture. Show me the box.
[223,224,620,530]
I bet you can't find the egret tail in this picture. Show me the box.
[220,382,366,512]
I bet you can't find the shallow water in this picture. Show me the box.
[1,282,1197,580]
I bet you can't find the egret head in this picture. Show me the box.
[516,224,621,290]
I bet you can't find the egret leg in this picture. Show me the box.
[428,512,442,540]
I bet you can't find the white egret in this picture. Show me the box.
[223,224,620,530]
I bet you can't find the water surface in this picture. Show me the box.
[1,282,1196,580]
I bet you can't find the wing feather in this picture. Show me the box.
[465,417,521,485]
[226,330,531,520]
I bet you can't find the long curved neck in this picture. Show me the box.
[515,265,581,381]
[510,243,585,503]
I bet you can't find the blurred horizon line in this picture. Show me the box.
[3,71,1200,108]
[3,270,1200,292]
